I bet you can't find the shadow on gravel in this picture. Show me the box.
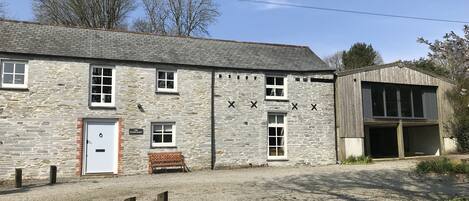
[265,169,468,200]
[0,181,69,196]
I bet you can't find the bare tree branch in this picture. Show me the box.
[418,25,469,79]
[0,0,8,19]
[134,0,219,36]
[323,51,344,70]
[33,0,136,30]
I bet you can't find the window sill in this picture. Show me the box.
[265,98,289,102]
[372,116,427,120]
[155,91,179,95]
[151,145,177,149]
[89,105,117,110]
[267,158,289,162]
[0,87,29,91]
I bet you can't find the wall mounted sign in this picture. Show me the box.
[129,128,144,135]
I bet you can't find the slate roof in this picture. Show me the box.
[0,20,331,72]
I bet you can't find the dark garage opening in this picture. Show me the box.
[367,127,398,158]
[404,125,440,157]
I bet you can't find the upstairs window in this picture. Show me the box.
[369,83,426,119]
[151,122,176,147]
[1,61,28,89]
[157,70,177,92]
[90,65,115,107]
[266,76,287,99]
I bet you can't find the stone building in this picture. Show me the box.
[0,20,336,180]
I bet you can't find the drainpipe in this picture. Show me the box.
[333,73,339,164]
[210,69,216,169]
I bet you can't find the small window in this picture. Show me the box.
[266,76,287,99]
[151,122,176,147]
[268,113,287,159]
[90,65,115,107]
[1,61,28,89]
[157,70,177,92]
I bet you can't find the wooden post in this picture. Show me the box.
[15,168,22,188]
[50,165,57,185]
[397,120,405,159]
[157,191,168,201]
[124,197,136,201]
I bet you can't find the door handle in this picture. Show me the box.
[87,140,92,144]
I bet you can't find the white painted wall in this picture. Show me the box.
[443,137,459,154]
[344,138,365,158]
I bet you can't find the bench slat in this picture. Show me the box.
[148,152,186,174]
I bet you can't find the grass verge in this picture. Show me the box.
[342,155,373,165]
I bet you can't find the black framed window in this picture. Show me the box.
[371,86,385,116]
[400,87,413,117]
[367,83,429,119]
[412,89,424,118]
[385,86,398,117]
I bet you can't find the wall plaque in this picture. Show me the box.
[129,128,144,135]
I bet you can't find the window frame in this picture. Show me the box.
[265,75,287,100]
[1,60,29,89]
[156,69,178,93]
[267,113,287,160]
[369,83,427,119]
[89,65,116,108]
[151,122,176,148]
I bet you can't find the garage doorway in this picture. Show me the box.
[367,127,398,158]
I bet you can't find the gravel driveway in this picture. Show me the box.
[0,159,468,201]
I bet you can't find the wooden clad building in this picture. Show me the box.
[335,62,456,161]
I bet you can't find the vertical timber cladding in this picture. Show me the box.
[335,63,456,160]
[213,70,336,167]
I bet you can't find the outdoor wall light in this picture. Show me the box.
[137,103,145,112]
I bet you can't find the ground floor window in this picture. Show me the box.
[268,113,286,159]
[151,122,176,147]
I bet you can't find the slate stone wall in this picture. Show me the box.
[213,70,336,168]
[0,54,335,181]
[0,55,212,180]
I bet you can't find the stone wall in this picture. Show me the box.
[0,54,336,181]
[0,55,212,180]
[214,70,336,168]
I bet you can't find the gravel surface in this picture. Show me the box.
[0,159,468,201]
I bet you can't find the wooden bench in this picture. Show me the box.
[148,152,187,174]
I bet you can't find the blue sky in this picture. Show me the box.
[3,0,469,63]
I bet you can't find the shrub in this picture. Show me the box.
[342,155,372,165]
[416,157,469,174]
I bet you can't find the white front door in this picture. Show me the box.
[84,120,118,174]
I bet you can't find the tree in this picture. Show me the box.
[0,0,6,19]
[419,26,469,152]
[418,26,469,79]
[323,51,344,70]
[342,43,383,70]
[33,0,136,30]
[403,58,449,77]
[133,0,219,36]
